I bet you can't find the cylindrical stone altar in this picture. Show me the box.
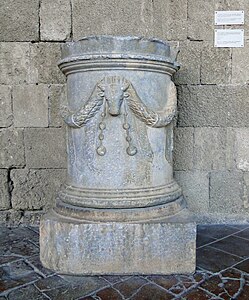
[40,36,196,275]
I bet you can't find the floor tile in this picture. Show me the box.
[227,224,249,230]
[42,276,108,300]
[0,260,41,293]
[25,255,54,277]
[237,284,249,299]
[43,283,105,300]
[199,275,223,296]
[95,287,123,300]
[221,268,244,279]
[178,273,204,289]
[199,269,245,300]
[234,228,249,240]
[102,275,123,284]
[35,275,69,291]
[118,275,134,281]
[234,258,249,273]
[0,256,21,266]
[183,287,215,299]
[197,225,239,239]
[113,276,147,298]
[147,275,178,291]
[196,246,242,272]
[0,239,39,257]
[0,227,38,243]
[196,234,216,248]
[61,275,108,290]
[210,235,249,258]
[7,284,48,300]
[129,283,174,300]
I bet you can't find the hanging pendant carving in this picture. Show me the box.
[61,76,177,156]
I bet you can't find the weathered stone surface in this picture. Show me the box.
[40,211,196,275]
[13,85,49,127]
[11,169,66,210]
[175,171,209,213]
[72,0,154,39]
[194,128,226,170]
[187,0,213,41]
[0,129,25,168]
[174,41,201,85]
[178,85,249,128]
[30,43,66,84]
[226,85,249,127]
[21,211,44,226]
[232,46,249,84]
[0,85,12,127]
[226,128,249,172]
[226,128,237,171]
[25,128,67,168]
[0,0,39,41]
[0,43,31,85]
[201,44,232,84]
[40,0,71,41]
[177,85,228,127]
[48,84,66,127]
[153,0,187,41]
[210,171,244,214]
[0,210,22,225]
[234,128,249,172]
[173,127,194,171]
[0,42,66,86]
[243,173,249,210]
[0,169,10,210]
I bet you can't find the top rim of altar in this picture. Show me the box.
[59,35,180,68]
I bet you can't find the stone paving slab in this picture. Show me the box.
[1,225,249,299]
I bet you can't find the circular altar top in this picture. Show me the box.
[58,36,179,75]
[60,36,178,64]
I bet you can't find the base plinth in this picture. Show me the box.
[40,210,196,275]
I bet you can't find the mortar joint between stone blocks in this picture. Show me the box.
[70,0,73,41]
[38,0,41,42]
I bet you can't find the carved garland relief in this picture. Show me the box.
[61,76,177,157]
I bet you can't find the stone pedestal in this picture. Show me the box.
[40,210,196,275]
[40,36,196,275]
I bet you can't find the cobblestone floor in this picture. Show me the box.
[1,225,249,299]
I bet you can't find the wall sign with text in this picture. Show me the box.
[214,29,244,48]
[215,11,244,25]
[214,10,245,48]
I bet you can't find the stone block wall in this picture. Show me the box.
[0,0,249,224]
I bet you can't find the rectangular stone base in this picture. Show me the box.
[40,210,196,275]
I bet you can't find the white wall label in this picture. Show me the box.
[215,29,244,48]
[215,10,244,25]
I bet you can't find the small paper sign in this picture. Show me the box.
[215,29,244,48]
[215,10,244,25]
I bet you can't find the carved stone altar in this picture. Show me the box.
[40,36,196,275]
